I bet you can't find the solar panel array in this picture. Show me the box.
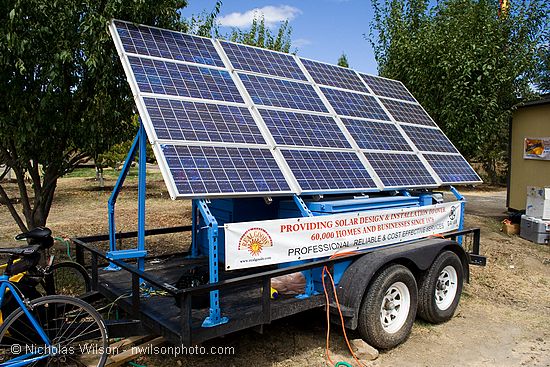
[111,20,481,199]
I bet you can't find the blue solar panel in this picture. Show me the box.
[239,74,328,113]
[259,109,351,149]
[300,59,370,93]
[221,41,306,81]
[281,150,376,191]
[114,21,224,67]
[423,154,481,183]
[401,125,458,153]
[360,74,416,102]
[322,88,390,120]
[128,56,243,103]
[162,145,291,195]
[144,98,265,144]
[342,118,412,151]
[380,99,436,127]
[364,153,436,187]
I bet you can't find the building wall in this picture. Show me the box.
[508,103,550,210]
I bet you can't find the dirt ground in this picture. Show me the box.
[0,173,549,367]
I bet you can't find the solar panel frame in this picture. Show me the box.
[341,118,413,152]
[359,73,416,102]
[380,98,437,127]
[320,87,391,121]
[423,153,482,184]
[400,125,458,153]
[363,152,438,188]
[300,58,371,93]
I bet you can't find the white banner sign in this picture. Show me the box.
[224,202,462,270]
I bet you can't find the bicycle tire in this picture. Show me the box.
[0,295,108,367]
[42,261,91,297]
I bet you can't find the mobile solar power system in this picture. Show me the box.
[72,20,486,352]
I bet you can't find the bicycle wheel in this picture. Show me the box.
[42,261,91,297]
[0,295,108,367]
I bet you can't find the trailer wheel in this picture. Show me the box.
[418,251,463,324]
[357,264,417,349]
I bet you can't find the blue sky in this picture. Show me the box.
[183,0,379,75]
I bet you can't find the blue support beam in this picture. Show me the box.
[450,186,466,244]
[197,199,228,328]
[106,122,148,271]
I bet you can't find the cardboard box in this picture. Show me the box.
[526,187,550,220]
[502,222,520,235]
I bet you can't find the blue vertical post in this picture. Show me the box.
[197,199,228,327]
[137,122,147,272]
[190,199,199,258]
[450,186,466,245]
[292,195,316,299]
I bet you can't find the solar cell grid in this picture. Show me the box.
[380,99,436,127]
[259,109,351,149]
[115,21,224,67]
[221,41,306,81]
[360,74,415,102]
[341,118,412,151]
[301,59,370,93]
[321,88,390,120]
[400,125,457,153]
[281,150,376,191]
[423,154,481,183]
[162,145,290,195]
[128,56,243,103]
[240,74,328,113]
[364,153,436,187]
[144,98,265,144]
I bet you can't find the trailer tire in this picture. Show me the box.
[357,264,417,350]
[417,251,463,324]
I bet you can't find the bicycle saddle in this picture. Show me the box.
[0,244,41,256]
[15,227,52,241]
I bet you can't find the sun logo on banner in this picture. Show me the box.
[238,228,273,256]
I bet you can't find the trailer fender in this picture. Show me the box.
[335,238,469,329]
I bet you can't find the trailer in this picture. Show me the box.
[72,20,487,355]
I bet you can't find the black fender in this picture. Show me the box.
[335,238,469,329]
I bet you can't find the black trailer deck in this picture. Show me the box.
[73,226,483,346]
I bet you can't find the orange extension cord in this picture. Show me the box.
[322,251,366,367]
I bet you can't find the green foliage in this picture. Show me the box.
[536,30,550,93]
[369,0,549,183]
[338,53,350,68]
[0,0,188,229]
[226,16,293,53]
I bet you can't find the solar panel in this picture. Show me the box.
[162,145,291,195]
[380,98,436,127]
[342,118,412,151]
[364,153,437,187]
[128,56,243,103]
[221,41,307,81]
[239,73,328,113]
[111,20,481,198]
[114,21,224,67]
[321,88,390,120]
[360,74,415,102]
[259,109,351,149]
[423,154,481,184]
[144,97,265,144]
[300,59,370,93]
[281,150,377,192]
[400,125,458,153]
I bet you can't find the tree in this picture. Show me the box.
[226,16,293,53]
[338,53,350,68]
[369,0,549,183]
[0,0,188,231]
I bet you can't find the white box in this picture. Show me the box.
[526,187,550,220]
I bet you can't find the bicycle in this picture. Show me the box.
[0,228,108,366]
[0,228,91,298]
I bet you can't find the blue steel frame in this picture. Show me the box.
[107,121,148,271]
[450,186,466,244]
[292,195,316,299]
[196,199,229,327]
[0,274,52,367]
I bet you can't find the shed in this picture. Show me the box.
[507,94,550,211]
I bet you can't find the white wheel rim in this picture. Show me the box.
[379,281,411,334]
[435,265,458,311]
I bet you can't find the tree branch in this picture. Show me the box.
[0,183,28,232]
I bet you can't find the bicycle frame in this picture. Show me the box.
[0,274,52,367]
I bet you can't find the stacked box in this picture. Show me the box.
[520,215,550,245]
[526,187,550,220]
